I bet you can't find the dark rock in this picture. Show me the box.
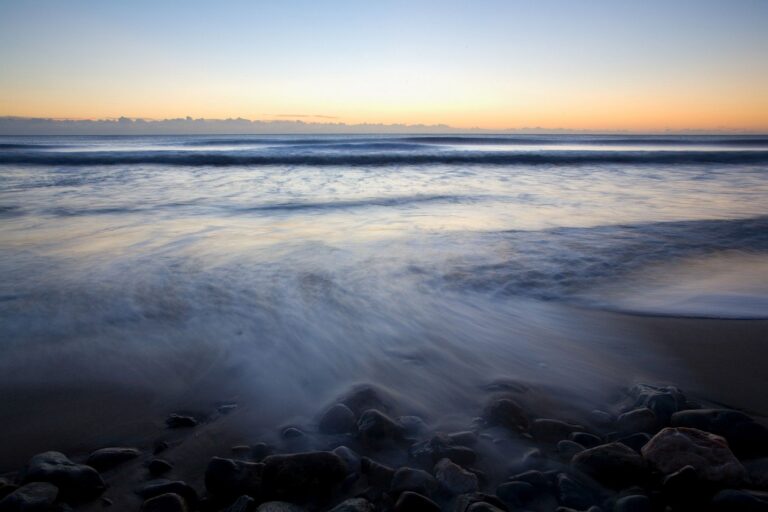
[251,443,271,461]
[521,448,546,470]
[590,410,614,428]
[641,427,746,485]
[454,493,508,512]
[0,482,58,512]
[624,384,686,423]
[332,446,361,476]
[483,399,528,431]
[255,503,305,512]
[281,427,304,439]
[86,447,140,472]
[531,419,584,443]
[466,504,505,512]
[617,433,651,452]
[136,480,197,509]
[496,481,535,507]
[141,493,187,512]
[711,489,768,511]
[360,458,394,488]
[572,442,646,488]
[557,440,585,460]
[448,431,478,447]
[165,414,197,429]
[617,409,658,435]
[319,404,356,435]
[357,409,403,445]
[570,432,602,448]
[148,459,173,477]
[261,451,347,502]
[231,446,253,458]
[340,385,393,416]
[390,467,437,496]
[434,458,478,494]
[672,409,768,456]
[398,416,428,439]
[444,446,477,467]
[508,469,548,488]
[556,473,596,510]
[204,457,263,499]
[393,491,439,512]
[0,480,17,502]
[153,441,170,455]
[224,495,254,512]
[19,451,105,501]
[614,495,651,512]
[327,498,375,512]
[662,464,699,499]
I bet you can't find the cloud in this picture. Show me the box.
[275,114,340,120]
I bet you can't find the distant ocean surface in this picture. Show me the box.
[0,134,767,463]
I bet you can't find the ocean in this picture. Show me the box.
[1,134,767,467]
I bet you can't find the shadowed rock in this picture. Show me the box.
[261,451,347,503]
[483,399,528,431]
[318,404,356,435]
[0,482,58,512]
[19,451,105,502]
[393,491,439,512]
[434,458,478,494]
[205,457,263,500]
[671,409,768,456]
[571,442,646,488]
[141,492,187,512]
[327,498,375,512]
[86,447,140,471]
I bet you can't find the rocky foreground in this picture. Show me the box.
[2,383,768,512]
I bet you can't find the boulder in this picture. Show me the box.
[357,409,403,445]
[19,451,105,501]
[434,458,478,494]
[141,493,187,512]
[641,427,746,485]
[0,482,58,512]
[261,451,347,502]
[318,404,356,435]
[204,457,263,499]
[672,409,768,456]
[483,399,528,431]
[572,442,646,488]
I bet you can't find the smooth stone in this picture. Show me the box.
[165,414,197,428]
[360,457,394,488]
[0,482,58,512]
[641,427,746,485]
[672,409,768,456]
[86,447,140,471]
[281,427,304,439]
[204,457,263,499]
[256,502,305,512]
[521,448,546,470]
[662,465,700,500]
[332,446,361,476]
[141,493,187,512]
[327,498,375,512]
[590,410,615,428]
[572,442,646,488]
[556,473,596,510]
[466,504,505,512]
[448,431,479,447]
[711,489,768,511]
[231,446,253,458]
[617,408,658,434]
[434,458,478,495]
[393,491,440,512]
[153,441,170,455]
[496,480,535,507]
[531,419,584,443]
[19,451,105,501]
[318,404,357,434]
[454,493,508,512]
[570,432,602,448]
[148,459,173,477]
[218,403,238,414]
[224,495,254,512]
[617,433,651,452]
[508,469,548,488]
[483,399,528,431]
[398,416,428,438]
[261,451,347,502]
[614,495,651,512]
[557,440,585,460]
[444,446,477,467]
[0,480,18,502]
[135,480,197,508]
[357,409,404,445]
[390,467,437,496]
[251,443,271,461]
[339,385,394,416]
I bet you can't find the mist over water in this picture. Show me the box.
[1,134,767,465]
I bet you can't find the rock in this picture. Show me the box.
[590,410,615,428]
[19,451,105,501]
[557,440,585,460]
[672,409,768,456]
[148,459,173,477]
[0,482,58,512]
[496,481,535,507]
[508,469,548,488]
[136,480,197,509]
[261,451,347,502]
[398,416,428,438]
[614,495,650,512]
[483,399,528,431]
[617,408,658,435]
[448,431,478,447]
[153,441,170,454]
[0,480,17,502]
[572,442,646,488]
[318,404,356,434]
[218,403,238,414]
[256,503,305,512]
[711,489,768,511]
[360,458,394,488]
[327,498,375,512]
[444,446,477,467]
[556,473,596,510]
[521,447,546,470]
[434,458,478,494]
[251,443,271,461]
[165,414,197,428]
[570,432,602,448]
[224,495,255,512]
[662,465,699,501]
[454,493,508,512]
[531,419,584,443]
[231,446,253,458]
[390,467,437,496]
[641,427,746,485]
[624,384,686,422]
[281,427,304,439]
[393,491,439,512]
[204,457,263,499]
[617,433,651,452]
[357,409,403,445]
[332,446,361,476]
[141,493,187,512]
[85,447,140,472]
[467,504,505,512]
[340,385,394,416]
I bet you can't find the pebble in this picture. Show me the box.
[557,439,585,460]
[223,495,254,512]
[357,409,404,445]
[136,480,198,509]
[204,457,263,499]
[86,447,140,471]
[531,418,584,443]
[393,491,440,512]
[165,414,198,429]
[496,480,536,507]
[616,408,658,434]
[318,404,357,435]
[390,467,437,496]
[483,398,528,431]
[148,459,173,477]
[261,451,347,502]
[572,442,647,488]
[614,495,651,512]
[0,482,58,512]
[671,408,768,456]
[19,451,105,501]
[434,458,478,494]
[141,492,187,512]
[327,498,375,512]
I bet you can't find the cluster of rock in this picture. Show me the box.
[2,383,768,511]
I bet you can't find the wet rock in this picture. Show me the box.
[393,491,439,512]
[557,440,585,460]
[136,480,197,509]
[617,408,658,434]
[251,443,271,461]
[508,469,548,489]
[466,504,505,512]
[19,451,105,501]
[153,441,170,455]
[224,495,254,512]
[531,419,584,443]
[261,451,347,502]
[332,446,361,476]
[454,493,508,512]
[672,409,768,456]
[0,482,58,512]
[398,416,428,438]
[148,459,173,477]
[483,399,528,431]
[496,481,535,507]
[661,465,699,501]
[624,384,686,423]
[256,503,305,512]
[434,458,478,494]
[231,446,253,458]
[204,457,263,499]
[360,458,394,488]
[590,410,615,428]
[390,467,437,496]
[218,403,238,414]
[318,404,356,434]
[570,432,602,448]
[616,433,651,452]
[641,427,746,485]
[327,498,375,512]
[745,458,768,489]
[165,414,197,429]
[340,385,393,416]
[357,409,404,445]
[614,495,650,512]
[444,446,477,467]
[572,442,646,488]
[521,448,546,470]
[281,427,304,439]
[448,431,478,447]
[141,492,187,512]
[86,447,140,472]
[556,473,596,510]
[711,489,768,511]
[0,480,17,502]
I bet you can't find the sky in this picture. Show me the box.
[1,0,767,132]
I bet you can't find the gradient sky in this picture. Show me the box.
[1,0,767,131]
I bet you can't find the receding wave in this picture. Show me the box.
[3,149,768,166]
